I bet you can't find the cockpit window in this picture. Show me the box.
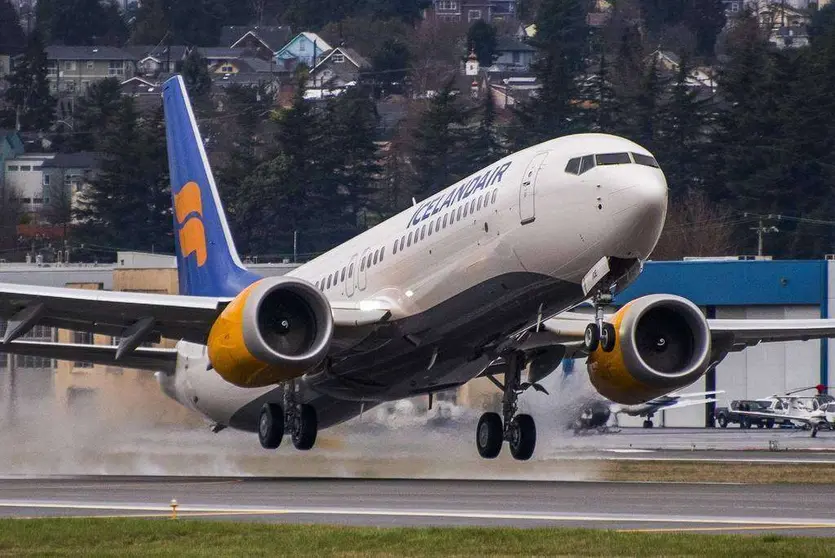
[596,153,631,165]
[632,152,660,168]
[579,155,596,174]
[565,158,581,175]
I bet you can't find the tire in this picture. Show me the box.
[291,404,318,450]
[476,412,503,459]
[717,414,728,428]
[766,420,774,429]
[258,403,284,449]
[740,418,750,429]
[812,426,819,438]
[508,414,536,461]
[584,324,600,352]
[600,322,617,352]
[643,420,653,429]
[756,422,764,429]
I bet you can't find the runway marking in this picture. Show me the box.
[620,524,835,533]
[0,501,834,528]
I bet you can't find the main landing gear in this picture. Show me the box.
[477,352,537,461]
[257,382,318,451]
[584,292,616,353]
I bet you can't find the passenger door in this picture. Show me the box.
[346,254,357,297]
[357,249,369,292]
[519,152,548,225]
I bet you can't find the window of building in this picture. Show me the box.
[63,60,76,71]
[86,60,94,69]
[333,53,345,64]
[19,165,31,171]
[299,41,307,52]
[7,165,18,171]
[108,60,124,76]
[32,197,43,204]
[21,197,31,204]
[565,157,581,174]
[221,64,234,73]
[468,9,481,21]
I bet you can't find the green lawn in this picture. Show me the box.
[0,519,832,557]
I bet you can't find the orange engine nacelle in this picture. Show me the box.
[588,295,711,404]
[207,277,333,388]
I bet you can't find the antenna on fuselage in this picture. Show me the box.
[412,197,417,206]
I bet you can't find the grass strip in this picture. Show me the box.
[601,459,835,484]
[0,519,832,557]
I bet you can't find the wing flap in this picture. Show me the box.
[709,319,835,345]
[0,341,177,373]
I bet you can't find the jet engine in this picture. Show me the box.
[587,294,710,404]
[207,277,333,388]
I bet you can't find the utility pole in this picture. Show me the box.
[293,230,298,263]
[749,217,779,257]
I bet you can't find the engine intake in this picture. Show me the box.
[588,294,710,404]
[207,277,333,387]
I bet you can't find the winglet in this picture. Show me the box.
[161,75,260,297]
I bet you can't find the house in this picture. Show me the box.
[196,47,249,69]
[219,25,293,61]
[208,55,276,75]
[430,0,518,23]
[306,47,371,97]
[646,50,717,91]
[274,32,332,72]
[3,153,56,215]
[40,152,100,223]
[120,76,163,112]
[491,37,536,72]
[45,46,137,96]
[124,45,189,78]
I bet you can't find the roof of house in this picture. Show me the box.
[314,46,371,70]
[495,37,536,53]
[197,47,249,60]
[41,152,101,169]
[45,46,136,61]
[277,32,332,56]
[221,25,293,51]
[212,72,280,87]
[123,45,190,62]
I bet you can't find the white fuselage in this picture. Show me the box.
[160,133,669,430]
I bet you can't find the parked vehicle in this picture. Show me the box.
[714,400,776,429]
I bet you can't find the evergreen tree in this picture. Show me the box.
[2,31,54,132]
[372,39,410,96]
[468,91,506,172]
[467,20,498,68]
[688,0,726,57]
[0,0,26,54]
[180,50,212,111]
[76,99,172,252]
[62,78,123,152]
[130,0,169,45]
[575,49,618,133]
[511,0,589,148]
[412,80,472,199]
[168,0,227,46]
[34,0,55,43]
[40,0,128,46]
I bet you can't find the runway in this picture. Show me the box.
[1,476,835,535]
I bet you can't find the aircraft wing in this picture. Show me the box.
[657,397,719,411]
[0,340,178,374]
[735,410,811,424]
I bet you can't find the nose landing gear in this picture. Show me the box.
[584,292,617,353]
[476,351,537,461]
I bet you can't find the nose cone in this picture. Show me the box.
[608,169,668,260]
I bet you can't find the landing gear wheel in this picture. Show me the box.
[642,420,654,429]
[718,415,728,428]
[766,420,774,429]
[258,403,284,449]
[508,414,536,461]
[476,412,503,459]
[600,322,616,352]
[291,404,318,450]
[812,425,819,438]
[584,324,600,352]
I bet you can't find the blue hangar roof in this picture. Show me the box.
[615,260,827,306]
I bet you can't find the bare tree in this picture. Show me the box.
[651,190,739,261]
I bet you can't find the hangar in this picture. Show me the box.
[612,257,834,427]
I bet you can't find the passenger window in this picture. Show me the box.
[579,155,595,174]
[420,224,426,240]
[407,232,413,247]
[320,281,325,292]
[463,204,469,218]
[457,207,463,220]
[470,199,476,213]
[367,253,373,268]
[341,267,346,282]
[443,214,448,228]
[327,275,332,288]
[380,247,385,261]
[401,235,406,250]
[436,218,441,232]
[361,258,366,271]
[477,195,483,211]
[596,152,631,165]
[428,223,433,237]
[349,263,353,278]
[314,281,319,289]
[632,152,660,168]
[491,190,497,204]
[393,239,398,255]
[334,270,339,283]
[373,250,379,265]
[565,157,581,174]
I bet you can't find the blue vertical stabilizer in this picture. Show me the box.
[162,75,260,297]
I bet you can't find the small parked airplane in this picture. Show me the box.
[572,391,722,432]
[737,386,835,437]
[1,75,835,460]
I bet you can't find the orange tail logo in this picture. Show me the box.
[174,182,207,267]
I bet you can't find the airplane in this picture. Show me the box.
[3,74,835,461]
[736,395,835,437]
[571,391,723,433]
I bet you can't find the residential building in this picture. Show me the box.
[3,153,56,214]
[220,25,293,61]
[40,152,100,223]
[491,37,536,72]
[430,0,517,23]
[0,130,25,195]
[124,45,189,78]
[306,47,371,98]
[45,46,137,97]
[274,32,332,72]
